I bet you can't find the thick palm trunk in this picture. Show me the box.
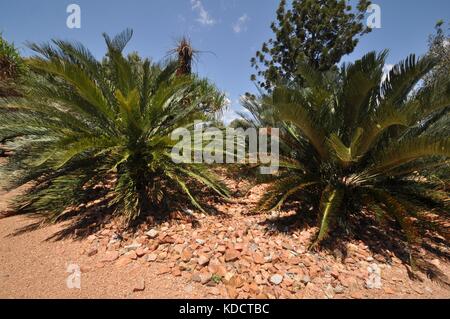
[175,38,193,76]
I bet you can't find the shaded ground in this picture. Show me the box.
[0,168,449,299]
[0,214,213,299]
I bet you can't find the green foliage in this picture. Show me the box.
[248,51,450,254]
[424,21,449,86]
[0,29,228,224]
[251,0,372,91]
[0,34,26,98]
[211,274,222,284]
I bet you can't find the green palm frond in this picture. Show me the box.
[252,50,450,267]
[369,136,450,175]
[312,186,344,247]
[0,30,228,224]
[274,87,329,160]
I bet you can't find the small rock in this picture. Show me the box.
[80,265,92,273]
[181,249,193,262]
[116,257,132,267]
[209,287,221,296]
[253,252,266,265]
[145,229,159,239]
[248,243,259,253]
[173,244,185,254]
[86,247,98,257]
[412,287,424,295]
[95,262,105,269]
[350,291,364,299]
[225,275,245,288]
[324,284,335,299]
[147,253,158,262]
[309,265,321,277]
[123,243,142,252]
[160,236,176,244]
[301,275,311,284]
[334,285,345,294]
[216,245,227,253]
[330,270,340,279]
[255,274,266,285]
[208,260,227,277]
[226,286,238,299]
[270,274,283,285]
[133,279,145,292]
[158,266,171,275]
[172,267,182,277]
[101,251,119,262]
[224,249,240,262]
[135,248,146,258]
[196,239,206,245]
[125,251,137,260]
[192,272,212,284]
[333,249,343,261]
[303,282,318,299]
[384,287,396,294]
[197,255,210,267]
[282,242,294,251]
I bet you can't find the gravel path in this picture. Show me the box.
[1,172,449,299]
[0,214,211,299]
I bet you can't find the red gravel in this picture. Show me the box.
[0,170,449,299]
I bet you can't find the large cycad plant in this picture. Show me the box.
[0,29,228,223]
[256,51,450,257]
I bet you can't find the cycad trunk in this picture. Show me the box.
[175,38,193,76]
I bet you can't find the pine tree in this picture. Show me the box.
[251,0,371,91]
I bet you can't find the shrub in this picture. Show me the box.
[0,29,228,223]
[251,52,450,260]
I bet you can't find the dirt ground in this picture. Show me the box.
[0,171,449,299]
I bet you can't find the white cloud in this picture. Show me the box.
[191,0,216,26]
[232,14,249,33]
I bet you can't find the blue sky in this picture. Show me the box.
[1,0,448,123]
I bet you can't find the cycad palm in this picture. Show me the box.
[254,51,450,258]
[0,29,228,223]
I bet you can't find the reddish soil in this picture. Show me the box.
[0,169,449,299]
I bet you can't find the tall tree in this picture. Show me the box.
[425,20,450,86]
[251,0,371,91]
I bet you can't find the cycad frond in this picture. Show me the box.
[252,51,450,265]
[0,30,227,224]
